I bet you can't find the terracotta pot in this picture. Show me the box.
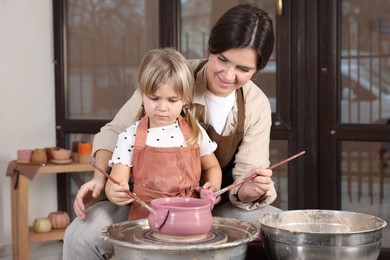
[148,197,212,236]
[33,218,52,233]
[31,148,48,164]
[48,211,70,229]
[45,147,56,160]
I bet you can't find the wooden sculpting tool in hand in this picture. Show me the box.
[89,161,169,229]
[214,151,306,197]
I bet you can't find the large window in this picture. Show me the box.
[337,0,390,248]
[65,0,159,120]
[340,0,390,124]
[53,0,161,213]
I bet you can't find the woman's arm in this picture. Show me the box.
[229,83,277,210]
[74,91,141,218]
[73,149,113,219]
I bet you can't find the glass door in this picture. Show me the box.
[319,0,390,253]
[339,0,390,249]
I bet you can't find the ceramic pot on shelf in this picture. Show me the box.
[17,149,33,163]
[48,211,70,229]
[33,218,52,233]
[78,143,92,163]
[31,148,48,164]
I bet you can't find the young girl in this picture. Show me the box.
[105,48,222,219]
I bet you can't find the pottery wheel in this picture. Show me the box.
[134,228,228,246]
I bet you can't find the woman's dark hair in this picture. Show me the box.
[208,4,274,71]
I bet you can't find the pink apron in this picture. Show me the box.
[129,115,201,220]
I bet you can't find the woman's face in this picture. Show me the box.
[142,82,185,128]
[206,48,258,97]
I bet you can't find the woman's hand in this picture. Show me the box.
[73,177,105,220]
[237,168,273,203]
[74,149,114,219]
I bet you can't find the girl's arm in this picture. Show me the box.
[105,164,134,206]
[201,153,222,191]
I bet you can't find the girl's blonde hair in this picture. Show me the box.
[135,48,200,146]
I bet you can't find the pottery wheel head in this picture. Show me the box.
[133,229,228,246]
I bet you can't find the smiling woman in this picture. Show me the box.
[206,48,258,97]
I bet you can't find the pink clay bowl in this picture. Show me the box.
[51,148,71,161]
[148,197,212,236]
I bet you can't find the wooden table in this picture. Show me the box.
[8,162,93,260]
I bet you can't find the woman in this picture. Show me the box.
[64,4,279,259]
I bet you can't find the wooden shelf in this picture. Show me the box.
[37,162,94,174]
[29,227,65,242]
[9,161,94,260]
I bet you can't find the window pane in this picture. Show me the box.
[180,0,277,112]
[66,0,159,120]
[340,0,390,124]
[341,141,390,248]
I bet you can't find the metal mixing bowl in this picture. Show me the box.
[258,210,387,260]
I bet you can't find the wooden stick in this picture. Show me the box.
[214,151,306,196]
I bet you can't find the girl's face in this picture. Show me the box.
[206,48,258,97]
[142,82,185,128]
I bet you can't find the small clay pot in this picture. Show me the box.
[33,218,52,233]
[45,147,54,160]
[51,148,71,161]
[78,143,92,163]
[48,211,70,229]
[31,148,48,164]
[17,149,33,163]
[148,197,212,236]
[78,143,92,154]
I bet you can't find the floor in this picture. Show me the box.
[0,241,62,260]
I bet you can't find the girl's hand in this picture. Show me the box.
[200,181,218,192]
[106,182,134,206]
[198,182,221,207]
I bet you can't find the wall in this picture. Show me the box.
[0,0,57,252]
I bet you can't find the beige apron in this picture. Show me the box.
[129,115,201,220]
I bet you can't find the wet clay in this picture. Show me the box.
[148,197,212,236]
